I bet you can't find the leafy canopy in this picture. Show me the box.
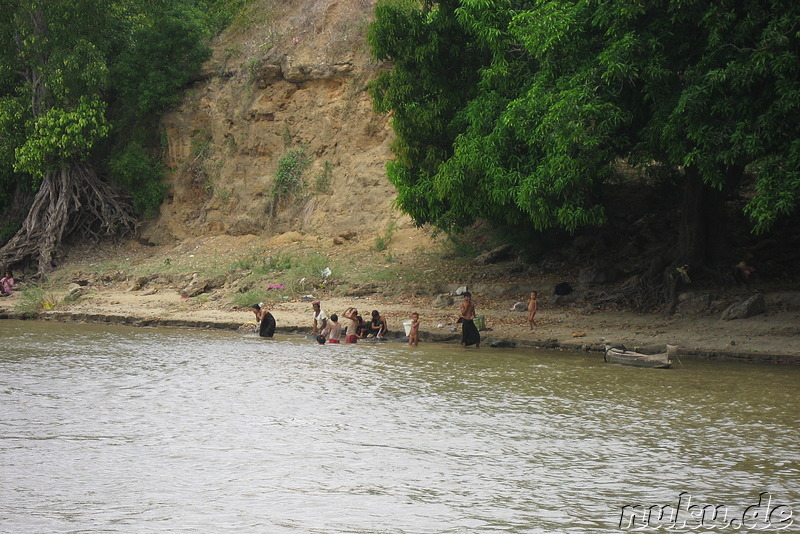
[0,0,243,219]
[369,0,800,236]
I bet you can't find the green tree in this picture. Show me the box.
[369,0,800,304]
[368,0,489,228]
[107,1,212,216]
[0,0,213,274]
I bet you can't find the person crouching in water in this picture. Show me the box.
[251,302,276,338]
[459,292,480,348]
[342,307,360,343]
[355,314,367,339]
[326,314,341,343]
[368,309,388,338]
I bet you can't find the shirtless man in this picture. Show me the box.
[459,292,480,348]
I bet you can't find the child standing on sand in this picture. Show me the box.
[408,312,420,346]
[527,291,538,329]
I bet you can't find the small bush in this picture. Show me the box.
[281,121,292,147]
[244,56,260,83]
[273,148,311,205]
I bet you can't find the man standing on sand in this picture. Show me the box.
[459,292,480,348]
[527,291,538,329]
[311,301,328,335]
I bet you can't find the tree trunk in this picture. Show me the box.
[674,166,726,266]
[0,6,136,276]
[0,162,137,276]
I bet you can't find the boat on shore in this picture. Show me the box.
[603,343,678,369]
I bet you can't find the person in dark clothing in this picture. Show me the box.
[459,292,480,348]
[355,314,367,338]
[252,303,276,338]
[367,309,388,338]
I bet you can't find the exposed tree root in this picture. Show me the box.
[0,162,137,276]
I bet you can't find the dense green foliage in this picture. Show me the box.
[0,0,246,225]
[108,141,166,216]
[369,0,800,243]
[369,0,489,230]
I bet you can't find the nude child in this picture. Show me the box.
[527,291,538,329]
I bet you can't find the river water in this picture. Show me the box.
[1,320,797,533]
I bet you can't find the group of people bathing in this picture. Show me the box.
[310,291,485,348]
[250,300,419,345]
[311,301,421,346]
[250,290,521,349]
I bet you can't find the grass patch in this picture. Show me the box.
[15,283,60,316]
[229,251,334,306]
[231,252,293,275]
[375,221,398,252]
[284,253,331,293]
[215,187,233,201]
[231,288,270,308]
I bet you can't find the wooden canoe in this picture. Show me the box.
[603,343,677,369]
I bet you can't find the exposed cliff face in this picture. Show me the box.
[143,0,424,249]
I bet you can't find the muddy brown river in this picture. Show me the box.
[1,320,797,533]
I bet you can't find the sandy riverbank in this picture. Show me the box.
[2,286,798,364]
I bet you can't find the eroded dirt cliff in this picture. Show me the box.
[145,0,425,249]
